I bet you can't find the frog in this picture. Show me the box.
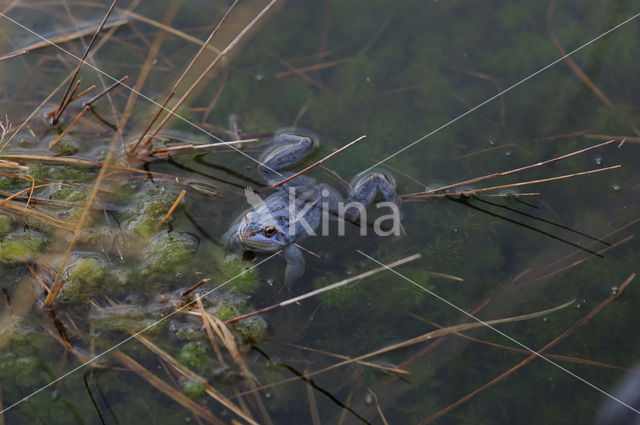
[224,129,400,286]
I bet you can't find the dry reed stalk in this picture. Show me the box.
[233,299,574,398]
[529,235,634,283]
[84,75,128,106]
[0,160,28,170]
[137,0,278,151]
[134,331,260,425]
[159,189,185,225]
[48,79,82,118]
[415,139,616,196]
[119,9,221,53]
[0,182,68,207]
[194,299,274,425]
[0,154,175,179]
[181,278,210,297]
[111,350,225,425]
[585,133,640,143]
[336,391,354,425]
[273,341,409,375]
[68,85,95,103]
[1,201,75,232]
[306,376,322,425]
[418,273,635,424]
[450,128,595,161]
[413,315,629,371]
[147,138,258,156]
[367,388,390,425]
[224,253,421,324]
[547,0,614,109]
[49,107,88,148]
[271,135,366,188]
[0,72,73,152]
[25,263,50,293]
[51,0,119,124]
[275,58,349,78]
[0,19,128,61]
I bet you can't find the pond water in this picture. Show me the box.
[0,0,639,424]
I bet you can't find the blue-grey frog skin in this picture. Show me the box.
[224,128,400,286]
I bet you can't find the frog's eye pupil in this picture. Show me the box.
[264,226,276,237]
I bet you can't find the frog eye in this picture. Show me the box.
[263,226,276,237]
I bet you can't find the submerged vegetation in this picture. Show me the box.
[0,0,638,424]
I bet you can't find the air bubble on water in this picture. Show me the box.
[499,189,519,200]
[488,139,495,146]
[267,278,275,287]
[504,151,512,157]
[365,77,371,83]
[542,317,548,322]
[265,392,273,400]
[449,185,474,199]
[462,52,467,58]
[453,227,459,233]
[255,73,264,81]
[610,286,619,296]
[594,156,603,166]
[611,184,621,192]
[364,393,374,405]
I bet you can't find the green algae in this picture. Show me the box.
[57,257,105,303]
[0,230,46,263]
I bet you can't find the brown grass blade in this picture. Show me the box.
[134,332,260,425]
[233,299,574,398]
[111,350,225,425]
[138,0,278,151]
[271,135,366,188]
[418,139,616,195]
[159,189,185,226]
[418,273,635,424]
[224,253,422,324]
[52,0,119,124]
[0,19,128,60]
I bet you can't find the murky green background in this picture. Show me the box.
[0,0,639,424]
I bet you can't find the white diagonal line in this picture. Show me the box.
[356,250,640,417]
[361,10,640,175]
[0,250,282,414]
[0,11,281,175]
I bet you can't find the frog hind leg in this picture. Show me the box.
[258,131,318,186]
[345,171,400,220]
[283,244,305,286]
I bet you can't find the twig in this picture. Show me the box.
[159,190,185,225]
[418,139,616,195]
[49,107,88,148]
[85,75,128,107]
[51,0,119,124]
[147,138,258,155]
[233,300,574,398]
[111,350,225,425]
[547,0,614,109]
[225,253,420,324]
[0,49,26,62]
[275,58,349,78]
[271,135,366,188]
[585,133,640,143]
[181,278,210,297]
[418,273,635,424]
[0,19,128,60]
[367,388,390,425]
[137,0,278,152]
